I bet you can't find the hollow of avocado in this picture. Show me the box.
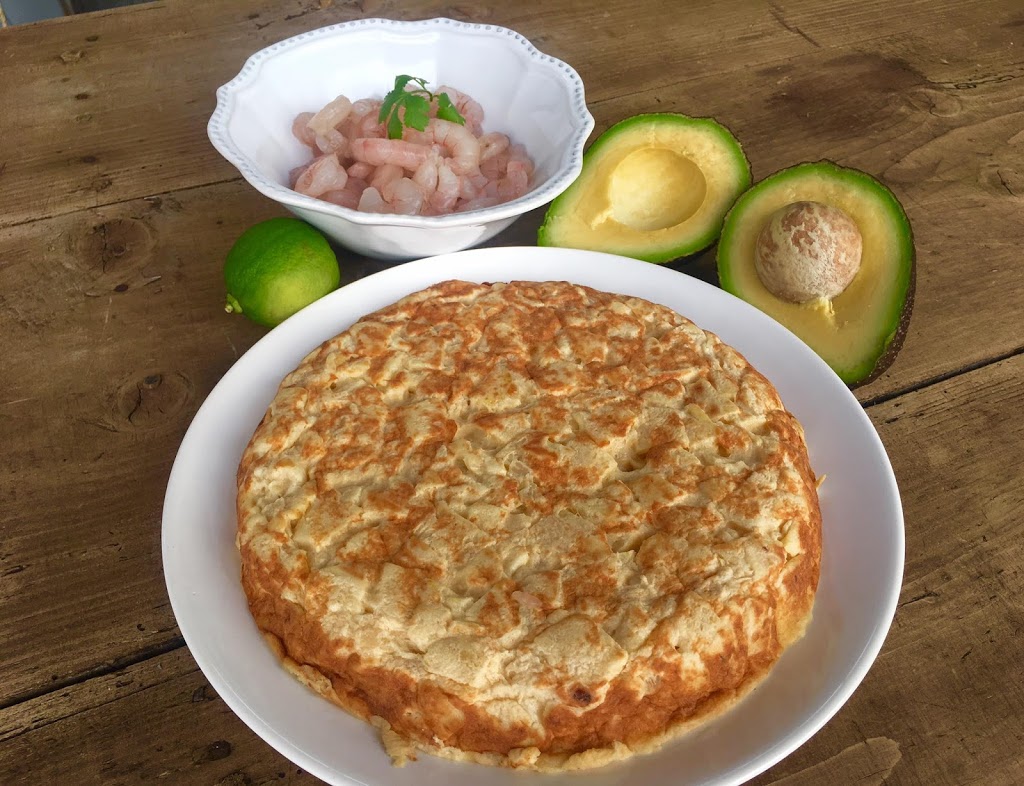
[716,161,915,387]
[538,113,751,263]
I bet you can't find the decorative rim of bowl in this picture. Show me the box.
[207,17,595,229]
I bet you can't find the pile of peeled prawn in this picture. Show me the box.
[288,86,535,216]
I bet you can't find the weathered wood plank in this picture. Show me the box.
[0,0,801,229]
[3,2,1020,399]
[753,353,1024,784]
[0,106,1021,697]
[2,1,1023,782]
[0,186,275,707]
[2,353,1021,783]
[0,648,317,784]
[0,0,1003,228]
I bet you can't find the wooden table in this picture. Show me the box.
[2,1,1022,783]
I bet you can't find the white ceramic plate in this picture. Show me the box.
[163,246,904,786]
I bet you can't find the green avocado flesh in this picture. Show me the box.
[538,113,751,263]
[717,162,915,386]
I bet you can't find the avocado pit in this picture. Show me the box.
[717,161,915,386]
[754,201,862,303]
[608,148,708,231]
[538,113,751,263]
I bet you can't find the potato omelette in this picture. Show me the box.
[236,280,821,770]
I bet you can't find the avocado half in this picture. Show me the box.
[717,161,915,387]
[538,113,751,263]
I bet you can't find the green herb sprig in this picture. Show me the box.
[378,75,466,140]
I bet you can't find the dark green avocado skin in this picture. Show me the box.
[859,248,914,388]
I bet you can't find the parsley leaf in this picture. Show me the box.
[385,108,404,141]
[435,92,463,124]
[377,75,467,140]
[402,93,432,132]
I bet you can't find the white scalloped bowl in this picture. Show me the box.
[208,18,594,260]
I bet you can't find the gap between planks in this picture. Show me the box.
[0,636,185,716]
[0,176,244,232]
[859,343,1024,409]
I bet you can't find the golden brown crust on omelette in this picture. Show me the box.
[236,280,821,770]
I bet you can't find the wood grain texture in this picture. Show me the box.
[753,353,1024,785]
[2,0,1020,402]
[0,648,317,784]
[0,186,273,706]
[0,0,811,230]
[0,0,1010,227]
[2,0,1023,783]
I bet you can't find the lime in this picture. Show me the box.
[223,217,340,328]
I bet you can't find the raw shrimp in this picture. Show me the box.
[459,176,479,201]
[294,153,348,198]
[288,96,352,156]
[369,163,404,192]
[417,119,481,175]
[477,145,531,202]
[352,98,379,116]
[480,150,509,181]
[322,177,368,210]
[412,153,440,195]
[337,103,375,144]
[308,95,352,137]
[339,98,379,138]
[292,112,318,150]
[356,107,386,139]
[466,172,490,192]
[350,138,431,170]
[358,186,390,213]
[314,130,348,157]
[345,177,369,195]
[383,177,427,215]
[497,158,529,201]
[289,83,535,216]
[288,163,309,189]
[479,132,509,162]
[429,160,461,213]
[456,195,501,212]
[346,162,374,180]
[321,188,360,210]
[508,143,535,177]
